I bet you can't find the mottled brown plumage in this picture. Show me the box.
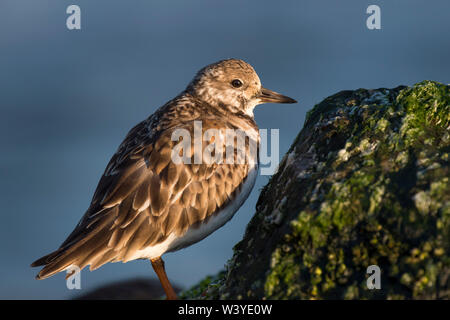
[31,59,296,297]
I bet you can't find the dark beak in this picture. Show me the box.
[258,87,297,104]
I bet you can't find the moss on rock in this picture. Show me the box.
[183,81,450,300]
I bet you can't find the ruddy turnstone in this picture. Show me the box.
[31,59,296,299]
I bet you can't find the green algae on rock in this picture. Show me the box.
[183,81,449,300]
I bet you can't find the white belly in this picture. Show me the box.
[130,164,258,260]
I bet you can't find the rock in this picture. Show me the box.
[74,278,182,300]
[183,80,450,300]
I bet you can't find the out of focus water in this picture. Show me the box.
[0,0,449,299]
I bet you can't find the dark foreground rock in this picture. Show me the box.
[75,278,181,300]
[182,81,449,300]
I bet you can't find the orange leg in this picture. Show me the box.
[150,257,178,300]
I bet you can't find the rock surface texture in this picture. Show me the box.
[182,80,449,300]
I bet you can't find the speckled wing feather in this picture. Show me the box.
[32,96,258,279]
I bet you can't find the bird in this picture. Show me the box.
[31,59,296,300]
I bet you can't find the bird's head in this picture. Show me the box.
[186,59,296,117]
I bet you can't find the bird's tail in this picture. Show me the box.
[31,222,116,280]
[31,248,68,280]
[30,205,122,280]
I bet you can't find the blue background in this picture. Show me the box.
[0,0,449,299]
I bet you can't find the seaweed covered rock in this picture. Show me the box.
[185,80,449,300]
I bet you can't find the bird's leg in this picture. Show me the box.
[150,257,178,300]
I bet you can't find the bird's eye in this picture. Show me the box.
[231,79,243,88]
